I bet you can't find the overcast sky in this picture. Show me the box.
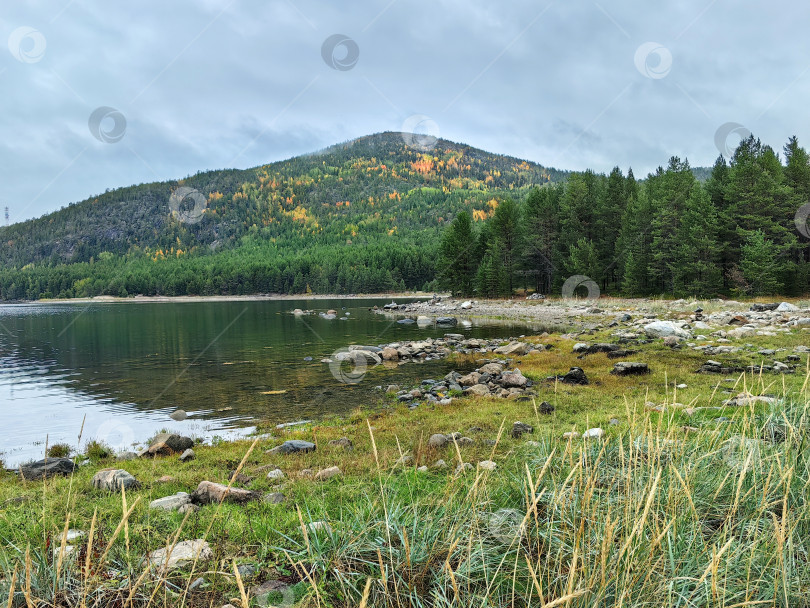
[1,0,809,222]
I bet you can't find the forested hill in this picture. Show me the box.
[0,133,566,299]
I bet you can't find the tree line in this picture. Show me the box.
[439,135,810,298]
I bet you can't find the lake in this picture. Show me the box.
[0,298,550,465]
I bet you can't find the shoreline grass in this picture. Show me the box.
[1,325,810,606]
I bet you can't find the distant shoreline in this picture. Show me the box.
[3,292,439,305]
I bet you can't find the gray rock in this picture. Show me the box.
[169,410,188,421]
[266,468,285,480]
[500,369,528,388]
[479,460,497,471]
[142,433,194,457]
[561,367,589,385]
[427,433,448,448]
[611,362,650,376]
[314,466,341,481]
[644,321,691,339]
[179,448,195,462]
[91,469,140,492]
[150,492,192,511]
[262,492,286,504]
[512,421,533,438]
[191,481,259,505]
[328,437,353,450]
[148,539,212,571]
[267,440,316,455]
[19,458,78,480]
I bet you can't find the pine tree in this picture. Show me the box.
[521,186,560,294]
[438,210,477,296]
[673,185,722,296]
[489,197,521,295]
[738,230,783,295]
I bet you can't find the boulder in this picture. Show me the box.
[776,302,798,312]
[169,409,188,421]
[494,342,532,356]
[463,384,491,397]
[148,539,212,571]
[512,421,533,439]
[561,367,589,385]
[191,481,259,505]
[143,433,194,457]
[267,440,316,455]
[91,469,140,492]
[150,492,192,511]
[458,372,481,386]
[478,362,504,375]
[749,303,778,312]
[381,347,399,361]
[643,321,691,339]
[436,317,458,326]
[19,458,77,480]
[499,369,528,388]
[611,362,651,376]
[179,449,195,462]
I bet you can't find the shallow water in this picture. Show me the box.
[0,298,557,465]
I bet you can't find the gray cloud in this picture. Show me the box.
[1,0,809,222]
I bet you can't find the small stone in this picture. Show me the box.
[150,492,192,511]
[179,448,195,462]
[538,401,555,414]
[432,459,448,470]
[327,437,352,450]
[191,481,259,505]
[142,433,194,457]
[454,463,474,475]
[512,421,533,439]
[427,433,448,448]
[177,503,199,515]
[314,466,341,481]
[582,428,605,440]
[479,460,497,471]
[148,539,212,571]
[266,468,285,480]
[307,521,332,534]
[262,492,286,504]
[562,431,580,440]
[416,465,428,473]
[169,410,188,421]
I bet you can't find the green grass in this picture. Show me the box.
[1,325,810,606]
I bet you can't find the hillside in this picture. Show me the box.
[0,133,566,300]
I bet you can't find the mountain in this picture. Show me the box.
[0,133,567,299]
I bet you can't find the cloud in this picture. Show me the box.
[1,0,809,221]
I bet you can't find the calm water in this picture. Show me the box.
[0,298,551,465]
